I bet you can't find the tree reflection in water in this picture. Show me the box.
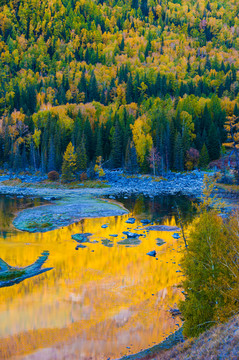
[0,194,195,360]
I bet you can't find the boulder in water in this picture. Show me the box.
[147,250,156,257]
[125,218,136,224]
[72,233,92,243]
[75,244,87,250]
[141,219,151,225]
[123,231,142,238]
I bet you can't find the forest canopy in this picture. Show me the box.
[0,0,238,174]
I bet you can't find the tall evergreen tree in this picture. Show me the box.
[76,137,87,172]
[88,71,99,102]
[125,139,138,174]
[174,132,184,171]
[48,137,55,172]
[111,120,122,168]
[208,123,220,161]
[199,143,209,168]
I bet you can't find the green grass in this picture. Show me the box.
[1,179,110,189]
[27,221,53,229]
[217,183,239,193]
[0,269,25,282]
[1,178,22,186]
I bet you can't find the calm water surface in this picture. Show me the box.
[0,194,195,360]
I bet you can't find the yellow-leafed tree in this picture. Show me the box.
[62,142,76,183]
[130,114,153,172]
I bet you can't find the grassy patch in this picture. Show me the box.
[60,180,109,189]
[120,174,138,179]
[3,179,110,189]
[217,183,239,194]
[1,178,22,186]
[152,176,167,182]
[27,221,53,229]
[0,269,25,281]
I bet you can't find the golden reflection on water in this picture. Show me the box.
[0,201,186,360]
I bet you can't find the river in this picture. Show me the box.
[0,194,195,359]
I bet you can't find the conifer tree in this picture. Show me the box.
[141,0,148,17]
[84,118,94,160]
[78,70,88,102]
[48,137,55,172]
[13,142,21,172]
[125,139,138,174]
[126,74,133,103]
[95,124,103,158]
[199,143,209,169]
[111,120,122,168]
[76,137,87,172]
[132,0,138,10]
[174,132,183,171]
[208,123,220,161]
[88,71,99,102]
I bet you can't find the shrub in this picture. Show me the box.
[48,171,59,181]
[180,211,239,337]
[80,172,87,181]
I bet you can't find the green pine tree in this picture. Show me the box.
[208,123,221,161]
[76,138,87,172]
[111,120,122,168]
[199,143,209,169]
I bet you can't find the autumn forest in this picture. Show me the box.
[0,0,239,176]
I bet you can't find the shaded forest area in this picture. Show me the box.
[0,0,239,176]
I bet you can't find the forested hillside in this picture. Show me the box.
[0,0,238,175]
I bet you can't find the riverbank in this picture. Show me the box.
[0,170,206,232]
[136,315,239,360]
[0,169,237,232]
[0,169,206,197]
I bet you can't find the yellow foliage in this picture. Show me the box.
[180,111,195,140]
[130,115,153,165]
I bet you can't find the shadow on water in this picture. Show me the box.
[114,194,197,225]
[0,195,48,238]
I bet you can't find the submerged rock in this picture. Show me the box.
[169,308,181,317]
[156,238,166,246]
[140,219,151,225]
[125,218,136,224]
[122,231,142,238]
[147,250,156,257]
[75,244,87,250]
[101,238,114,247]
[71,233,92,243]
[145,225,180,232]
[117,238,141,246]
[101,224,109,228]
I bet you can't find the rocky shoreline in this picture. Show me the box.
[0,170,209,233]
[0,170,207,233]
[0,169,206,197]
[117,328,184,360]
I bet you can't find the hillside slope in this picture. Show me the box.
[145,315,239,360]
[0,0,239,174]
